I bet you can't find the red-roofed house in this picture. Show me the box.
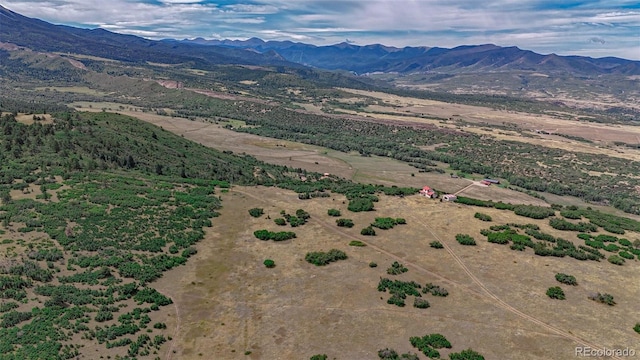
[420,186,437,198]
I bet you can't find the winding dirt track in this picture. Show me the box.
[407,214,621,360]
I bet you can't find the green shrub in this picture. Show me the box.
[608,255,625,265]
[619,251,635,260]
[474,212,492,222]
[546,287,566,300]
[423,283,448,297]
[327,209,341,217]
[455,234,476,246]
[349,240,366,247]
[413,298,430,309]
[589,292,615,306]
[305,249,347,266]
[429,241,444,249]
[555,273,577,286]
[361,226,376,236]
[310,355,327,360]
[387,261,408,275]
[336,218,354,228]
[449,349,485,360]
[348,198,374,212]
[387,295,406,307]
[248,208,264,218]
[369,262,378,268]
[253,230,296,241]
[263,259,275,268]
[549,218,598,232]
[410,333,451,358]
[274,218,286,226]
[603,244,620,252]
[371,217,404,230]
[378,348,399,360]
[618,238,632,247]
[513,205,556,219]
[634,323,640,334]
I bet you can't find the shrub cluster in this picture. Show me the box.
[555,273,577,286]
[248,208,264,218]
[279,209,311,227]
[387,261,408,275]
[449,349,485,360]
[423,283,448,297]
[377,278,422,307]
[546,286,566,300]
[607,255,625,265]
[361,226,376,236]
[455,234,476,246]
[253,229,296,241]
[549,218,598,232]
[372,217,406,230]
[409,333,451,359]
[429,241,444,249]
[588,292,615,306]
[413,298,430,309]
[474,212,492,222]
[336,218,354,228]
[327,209,341,217]
[349,240,366,247]
[348,197,374,212]
[305,249,347,266]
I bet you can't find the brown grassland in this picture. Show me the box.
[149,187,639,359]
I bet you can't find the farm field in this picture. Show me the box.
[152,186,640,359]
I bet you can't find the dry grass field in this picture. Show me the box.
[339,88,640,150]
[150,187,640,360]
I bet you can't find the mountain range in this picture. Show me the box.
[1,4,638,76]
[181,37,640,75]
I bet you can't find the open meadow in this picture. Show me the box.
[152,186,640,359]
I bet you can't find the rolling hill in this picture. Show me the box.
[0,5,295,69]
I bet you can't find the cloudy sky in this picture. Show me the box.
[3,0,639,59]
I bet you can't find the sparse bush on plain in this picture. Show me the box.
[589,292,615,306]
[455,234,476,246]
[429,241,444,249]
[349,240,366,247]
[474,212,492,222]
[607,255,625,265]
[546,286,565,300]
[336,218,354,228]
[305,249,348,266]
[387,261,408,275]
[449,349,486,360]
[248,208,264,218]
[263,259,275,268]
[413,298,430,309]
[555,273,577,285]
[327,209,341,217]
[361,226,376,236]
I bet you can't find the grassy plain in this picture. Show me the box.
[152,186,640,359]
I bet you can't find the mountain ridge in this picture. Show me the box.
[179,37,639,75]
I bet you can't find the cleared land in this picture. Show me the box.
[152,186,640,359]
